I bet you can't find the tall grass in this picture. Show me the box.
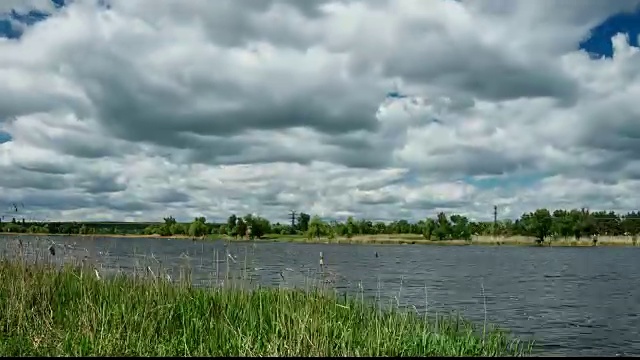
[0,259,532,356]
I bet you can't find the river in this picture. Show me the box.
[2,235,639,356]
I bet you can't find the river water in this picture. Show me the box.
[2,235,639,356]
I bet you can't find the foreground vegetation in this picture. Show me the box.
[0,260,530,356]
[3,207,639,246]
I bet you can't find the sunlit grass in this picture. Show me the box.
[0,259,531,356]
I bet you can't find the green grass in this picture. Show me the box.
[0,259,531,357]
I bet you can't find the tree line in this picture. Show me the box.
[3,208,638,244]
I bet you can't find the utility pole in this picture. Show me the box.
[289,210,297,230]
[493,205,498,239]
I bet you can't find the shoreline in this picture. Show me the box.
[2,232,638,247]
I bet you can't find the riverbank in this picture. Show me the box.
[266,234,637,247]
[1,232,195,239]
[2,232,637,247]
[0,260,530,356]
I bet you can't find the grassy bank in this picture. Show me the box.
[1,232,195,239]
[5,232,636,247]
[0,260,531,356]
[258,234,639,247]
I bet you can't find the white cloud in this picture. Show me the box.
[1,0,640,223]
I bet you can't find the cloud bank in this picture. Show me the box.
[1,0,640,223]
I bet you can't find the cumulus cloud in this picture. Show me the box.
[1,0,640,223]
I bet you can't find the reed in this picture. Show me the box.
[0,257,531,357]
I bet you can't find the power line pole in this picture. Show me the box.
[289,210,297,230]
[493,205,498,238]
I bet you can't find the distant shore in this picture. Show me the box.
[259,234,637,247]
[1,232,192,239]
[2,232,638,247]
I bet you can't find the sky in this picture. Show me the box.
[1,0,640,223]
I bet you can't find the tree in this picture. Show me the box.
[271,222,289,236]
[163,216,177,226]
[357,219,373,235]
[242,214,271,239]
[157,216,178,236]
[345,216,357,238]
[297,213,311,233]
[307,215,327,239]
[551,210,573,239]
[522,209,553,245]
[568,208,595,240]
[450,214,471,241]
[622,212,640,237]
[432,212,452,240]
[227,215,238,238]
[188,217,208,237]
[235,218,247,240]
[423,218,436,240]
[170,223,187,235]
[119,208,640,243]
[374,221,387,235]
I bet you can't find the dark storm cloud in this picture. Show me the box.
[9,191,96,211]
[146,189,191,204]
[256,192,298,207]
[0,168,68,190]
[413,146,537,178]
[94,86,378,141]
[583,124,640,155]
[326,149,391,169]
[90,96,388,169]
[177,142,315,167]
[256,192,282,207]
[405,199,470,210]
[565,98,640,180]
[357,193,400,205]
[384,43,579,103]
[95,195,155,212]
[132,0,324,48]
[178,126,395,170]
[108,0,388,50]
[465,0,640,22]
[17,161,72,175]
[318,131,406,169]
[79,176,126,194]
[356,175,408,192]
[56,136,130,159]
[70,56,381,158]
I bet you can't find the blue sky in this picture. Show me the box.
[0,0,65,39]
[579,9,640,58]
[0,131,11,144]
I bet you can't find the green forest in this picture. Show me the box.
[2,208,639,243]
